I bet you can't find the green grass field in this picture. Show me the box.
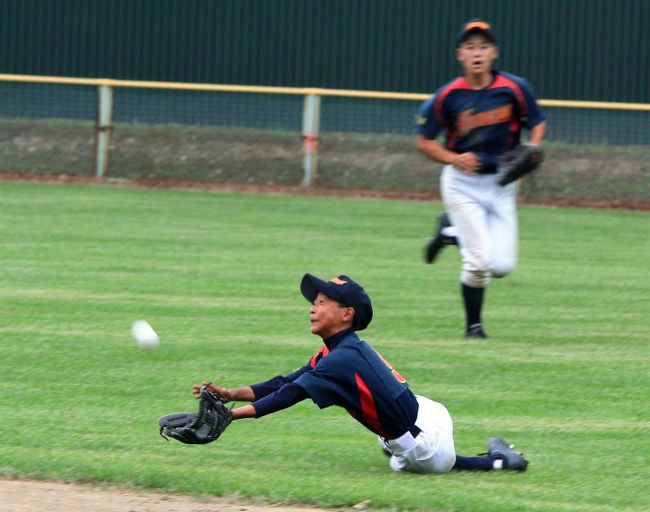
[1,180,648,511]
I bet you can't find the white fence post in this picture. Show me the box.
[95,82,114,177]
[302,93,321,186]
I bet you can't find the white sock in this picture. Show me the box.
[493,458,504,470]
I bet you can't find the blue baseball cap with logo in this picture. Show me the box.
[457,18,497,46]
[300,273,373,331]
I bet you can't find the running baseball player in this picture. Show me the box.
[190,273,528,473]
[417,19,547,338]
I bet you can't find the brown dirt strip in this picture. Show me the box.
[0,478,333,512]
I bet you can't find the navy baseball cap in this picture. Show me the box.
[457,18,497,46]
[300,273,373,331]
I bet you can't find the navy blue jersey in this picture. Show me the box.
[290,330,419,439]
[416,70,545,173]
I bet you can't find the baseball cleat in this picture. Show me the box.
[424,213,457,264]
[464,323,488,339]
[378,437,393,457]
[488,437,529,471]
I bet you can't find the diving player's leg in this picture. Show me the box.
[413,397,456,474]
[385,396,456,474]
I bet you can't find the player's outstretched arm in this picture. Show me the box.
[230,404,257,420]
[192,380,256,402]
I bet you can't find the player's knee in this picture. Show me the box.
[461,269,491,288]
[491,258,517,278]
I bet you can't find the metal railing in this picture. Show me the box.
[1,73,649,186]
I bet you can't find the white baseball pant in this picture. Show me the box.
[440,165,519,288]
[380,395,456,474]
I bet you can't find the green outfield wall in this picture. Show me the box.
[0,0,648,102]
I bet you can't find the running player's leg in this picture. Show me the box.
[454,205,490,337]
[487,183,519,277]
[441,167,491,336]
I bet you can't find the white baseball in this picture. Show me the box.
[131,320,160,349]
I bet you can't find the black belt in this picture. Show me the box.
[384,424,421,441]
[409,424,421,438]
[476,162,499,174]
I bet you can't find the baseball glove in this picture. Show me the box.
[159,387,233,444]
[498,144,545,186]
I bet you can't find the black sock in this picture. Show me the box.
[462,284,484,329]
[453,454,498,471]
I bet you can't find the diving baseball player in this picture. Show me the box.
[186,273,528,473]
[417,19,547,338]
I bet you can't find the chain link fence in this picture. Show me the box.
[0,77,648,206]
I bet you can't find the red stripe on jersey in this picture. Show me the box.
[510,119,521,133]
[310,346,330,368]
[490,74,527,117]
[433,77,473,127]
[354,372,388,437]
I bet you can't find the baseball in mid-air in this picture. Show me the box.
[131,320,160,349]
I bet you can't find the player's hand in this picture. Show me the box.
[192,381,231,401]
[450,152,481,173]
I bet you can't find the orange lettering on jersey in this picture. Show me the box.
[457,104,513,135]
[329,277,348,285]
[376,351,407,384]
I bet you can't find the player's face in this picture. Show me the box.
[309,292,354,339]
[456,34,498,77]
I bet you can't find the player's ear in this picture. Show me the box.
[342,306,355,325]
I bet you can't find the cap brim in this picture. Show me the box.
[300,273,325,303]
[301,273,349,306]
[459,28,496,45]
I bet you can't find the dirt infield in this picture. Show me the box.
[1,479,331,512]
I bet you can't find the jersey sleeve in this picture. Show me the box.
[293,369,337,408]
[292,352,347,408]
[252,382,308,418]
[415,94,442,140]
[250,346,329,399]
[518,77,546,129]
[250,364,311,399]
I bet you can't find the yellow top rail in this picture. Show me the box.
[1,73,649,111]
